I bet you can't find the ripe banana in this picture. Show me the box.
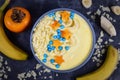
[0,0,28,60]
[76,45,118,80]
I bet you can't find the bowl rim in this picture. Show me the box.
[30,8,96,73]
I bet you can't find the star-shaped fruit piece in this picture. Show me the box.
[61,11,70,22]
[61,29,72,40]
[54,55,64,65]
[51,20,60,30]
[53,40,62,48]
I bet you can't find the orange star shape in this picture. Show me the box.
[53,40,62,49]
[51,20,60,30]
[54,55,64,65]
[61,11,70,22]
[61,29,72,40]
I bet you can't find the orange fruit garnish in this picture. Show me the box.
[50,20,60,30]
[54,55,64,65]
[61,29,72,40]
[53,40,62,48]
[61,11,70,22]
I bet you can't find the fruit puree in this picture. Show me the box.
[32,10,93,70]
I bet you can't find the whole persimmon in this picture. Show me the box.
[4,7,31,33]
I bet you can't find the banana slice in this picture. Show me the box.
[111,6,120,15]
[68,18,80,33]
[55,11,61,18]
[63,18,73,27]
[82,0,92,8]
[68,34,78,54]
[100,16,116,36]
[55,11,61,21]
[69,34,77,46]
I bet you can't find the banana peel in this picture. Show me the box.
[0,0,28,60]
[76,45,118,80]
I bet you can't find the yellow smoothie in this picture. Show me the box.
[32,10,93,70]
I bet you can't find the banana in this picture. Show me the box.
[76,45,118,80]
[0,0,28,60]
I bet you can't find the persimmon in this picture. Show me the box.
[4,7,31,33]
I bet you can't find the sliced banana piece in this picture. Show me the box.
[100,16,116,36]
[63,18,73,27]
[82,0,92,8]
[111,6,120,15]
[68,17,80,33]
[69,34,77,46]
[55,11,61,21]
[68,34,78,53]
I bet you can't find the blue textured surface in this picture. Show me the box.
[0,0,120,80]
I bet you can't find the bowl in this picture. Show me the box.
[30,8,96,73]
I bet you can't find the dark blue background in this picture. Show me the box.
[0,0,120,80]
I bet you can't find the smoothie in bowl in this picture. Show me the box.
[30,8,95,72]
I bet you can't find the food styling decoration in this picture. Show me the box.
[40,11,74,69]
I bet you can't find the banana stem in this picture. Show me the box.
[0,0,10,12]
